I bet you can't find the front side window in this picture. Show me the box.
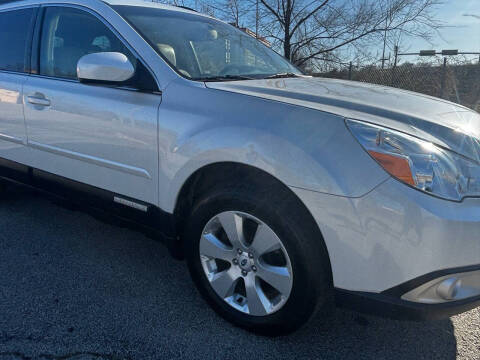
[114,6,301,80]
[39,7,136,79]
[0,8,34,73]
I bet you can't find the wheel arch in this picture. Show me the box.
[172,161,333,283]
[173,162,290,224]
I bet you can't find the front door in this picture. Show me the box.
[23,6,161,204]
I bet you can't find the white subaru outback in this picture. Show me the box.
[0,0,479,335]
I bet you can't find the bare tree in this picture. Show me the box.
[199,2,216,16]
[258,0,443,68]
[150,0,188,7]
[200,0,254,26]
[224,0,247,26]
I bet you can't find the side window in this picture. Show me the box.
[39,7,137,80]
[0,8,34,73]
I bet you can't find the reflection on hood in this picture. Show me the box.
[206,77,480,162]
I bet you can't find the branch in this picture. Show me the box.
[296,27,387,66]
[290,0,329,37]
[260,0,285,25]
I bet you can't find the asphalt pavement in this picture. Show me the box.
[0,184,479,360]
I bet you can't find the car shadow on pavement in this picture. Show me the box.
[0,184,458,360]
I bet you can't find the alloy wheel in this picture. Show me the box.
[199,211,293,316]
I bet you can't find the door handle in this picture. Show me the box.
[27,95,51,107]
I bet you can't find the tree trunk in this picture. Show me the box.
[284,34,291,60]
[284,1,291,61]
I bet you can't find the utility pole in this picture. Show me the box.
[440,57,447,98]
[391,46,399,86]
[381,21,387,68]
[381,10,390,69]
[255,0,259,38]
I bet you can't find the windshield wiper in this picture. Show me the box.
[263,72,301,79]
[194,75,255,82]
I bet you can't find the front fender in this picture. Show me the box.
[157,82,389,212]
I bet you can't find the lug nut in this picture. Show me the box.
[252,265,257,272]
[242,270,248,276]
[232,259,238,265]
[237,249,243,255]
[248,252,254,258]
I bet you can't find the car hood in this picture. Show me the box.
[206,77,480,162]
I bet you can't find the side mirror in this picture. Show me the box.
[77,52,135,84]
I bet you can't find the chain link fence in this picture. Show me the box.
[314,59,480,112]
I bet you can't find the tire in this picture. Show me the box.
[183,182,332,335]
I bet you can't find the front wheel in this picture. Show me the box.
[183,184,332,335]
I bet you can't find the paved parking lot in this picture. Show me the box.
[0,184,479,360]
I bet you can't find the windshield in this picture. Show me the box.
[113,5,302,81]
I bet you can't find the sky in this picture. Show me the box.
[404,0,480,55]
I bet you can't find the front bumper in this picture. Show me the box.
[335,265,480,320]
[291,177,480,318]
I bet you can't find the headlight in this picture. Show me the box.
[346,119,480,201]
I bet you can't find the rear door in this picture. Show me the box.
[23,5,161,204]
[0,6,36,165]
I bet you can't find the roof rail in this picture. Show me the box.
[0,1,198,12]
[175,5,197,12]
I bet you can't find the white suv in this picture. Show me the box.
[1,0,480,335]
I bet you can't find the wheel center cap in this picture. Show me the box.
[238,255,252,271]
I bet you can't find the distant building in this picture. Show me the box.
[230,24,271,47]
